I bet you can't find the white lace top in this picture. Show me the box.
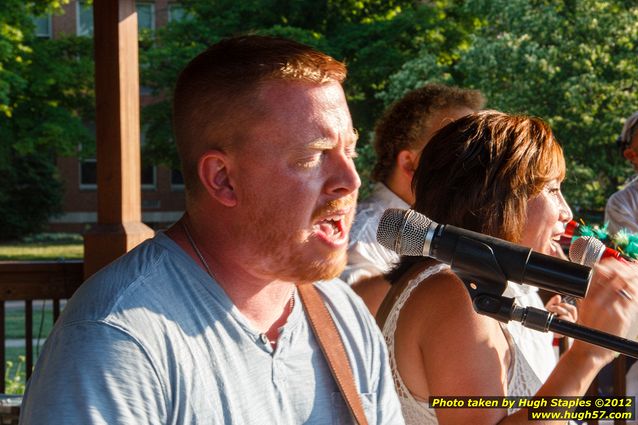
[382,264,543,425]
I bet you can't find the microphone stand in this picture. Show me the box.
[452,237,638,359]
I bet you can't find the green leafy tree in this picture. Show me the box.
[139,0,474,196]
[0,0,38,118]
[383,0,638,213]
[0,1,94,240]
[0,152,64,240]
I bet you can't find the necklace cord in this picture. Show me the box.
[182,220,216,280]
[181,219,295,328]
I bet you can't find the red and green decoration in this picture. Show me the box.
[569,220,638,260]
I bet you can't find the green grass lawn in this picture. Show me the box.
[0,240,83,261]
[5,305,55,340]
[2,305,55,394]
[1,308,51,394]
[5,347,26,365]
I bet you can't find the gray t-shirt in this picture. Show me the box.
[20,232,403,424]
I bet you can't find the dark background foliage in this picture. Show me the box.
[2,0,637,238]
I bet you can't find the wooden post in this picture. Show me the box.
[84,0,154,278]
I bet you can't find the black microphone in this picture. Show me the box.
[377,208,592,298]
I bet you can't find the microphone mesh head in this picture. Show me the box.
[377,208,434,256]
[569,236,604,267]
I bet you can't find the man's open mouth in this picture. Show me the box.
[315,215,344,238]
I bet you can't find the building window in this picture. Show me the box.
[33,15,52,38]
[137,3,155,31]
[76,1,93,36]
[79,159,97,189]
[80,159,156,190]
[171,169,185,190]
[76,2,154,35]
[140,85,154,96]
[142,199,161,209]
[141,164,156,189]
[168,4,191,22]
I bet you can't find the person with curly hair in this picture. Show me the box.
[342,84,485,296]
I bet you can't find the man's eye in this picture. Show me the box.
[296,156,321,168]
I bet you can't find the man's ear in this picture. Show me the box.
[198,150,237,207]
[397,149,419,179]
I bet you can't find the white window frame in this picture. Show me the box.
[136,2,155,31]
[76,1,93,36]
[33,14,52,38]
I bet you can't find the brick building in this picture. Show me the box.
[36,1,186,233]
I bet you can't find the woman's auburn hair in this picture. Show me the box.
[413,110,565,244]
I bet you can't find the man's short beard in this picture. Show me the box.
[250,236,348,283]
[242,194,355,283]
[290,249,348,282]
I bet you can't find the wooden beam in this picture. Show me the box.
[84,0,154,278]
[0,261,84,300]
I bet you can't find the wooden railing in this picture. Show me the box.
[0,261,83,393]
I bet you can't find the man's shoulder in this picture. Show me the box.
[61,233,190,324]
[310,279,391,382]
[623,177,638,197]
[608,180,638,208]
[313,279,373,325]
[314,277,351,297]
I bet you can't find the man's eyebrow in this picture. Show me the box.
[307,137,335,149]
[307,130,359,150]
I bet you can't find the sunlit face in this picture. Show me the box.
[520,179,573,256]
[228,80,360,283]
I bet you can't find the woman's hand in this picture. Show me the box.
[545,294,578,321]
[570,258,638,365]
[546,294,578,340]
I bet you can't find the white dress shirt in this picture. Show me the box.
[503,282,558,383]
[605,175,638,235]
[341,183,409,285]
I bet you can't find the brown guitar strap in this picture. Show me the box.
[297,283,369,425]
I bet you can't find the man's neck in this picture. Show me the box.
[384,174,414,205]
[166,216,297,336]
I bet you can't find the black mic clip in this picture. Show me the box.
[452,235,520,324]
